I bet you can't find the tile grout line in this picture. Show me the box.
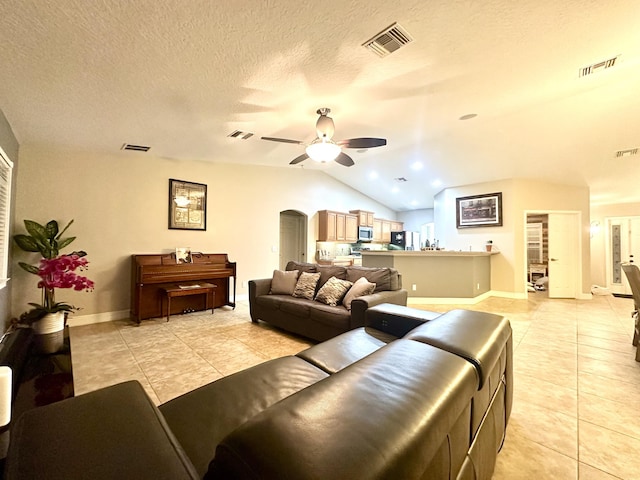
[115,325,160,402]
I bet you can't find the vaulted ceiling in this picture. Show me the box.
[1,0,639,211]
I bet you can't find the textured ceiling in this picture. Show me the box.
[1,0,639,210]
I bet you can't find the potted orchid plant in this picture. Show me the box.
[13,219,94,333]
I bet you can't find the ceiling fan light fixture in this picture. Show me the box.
[306,139,341,163]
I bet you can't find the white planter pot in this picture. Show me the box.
[32,312,66,335]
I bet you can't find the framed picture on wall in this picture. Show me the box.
[168,179,207,230]
[456,192,503,228]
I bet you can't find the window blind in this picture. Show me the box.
[0,147,13,290]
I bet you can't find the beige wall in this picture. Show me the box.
[397,208,434,233]
[11,145,395,320]
[435,179,591,297]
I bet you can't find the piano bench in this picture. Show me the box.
[162,283,217,322]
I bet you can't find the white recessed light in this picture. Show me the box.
[391,187,400,193]
[431,179,442,187]
[410,200,418,206]
[410,161,423,171]
[369,171,379,180]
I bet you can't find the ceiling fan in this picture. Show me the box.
[261,108,387,167]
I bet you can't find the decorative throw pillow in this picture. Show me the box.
[342,276,376,310]
[292,272,321,300]
[270,269,299,295]
[315,276,353,307]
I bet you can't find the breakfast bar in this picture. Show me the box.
[362,250,497,300]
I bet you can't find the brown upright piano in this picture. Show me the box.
[131,253,236,323]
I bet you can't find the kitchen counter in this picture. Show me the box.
[362,250,498,300]
[361,250,497,257]
[317,255,362,266]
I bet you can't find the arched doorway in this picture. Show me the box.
[279,210,308,270]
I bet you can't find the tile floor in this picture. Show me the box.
[70,293,640,479]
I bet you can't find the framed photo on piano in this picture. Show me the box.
[169,179,207,230]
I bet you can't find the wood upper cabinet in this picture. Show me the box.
[391,221,404,232]
[373,219,383,242]
[345,214,358,242]
[318,210,337,241]
[318,210,358,242]
[349,210,375,227]
[372,218,404,243]
[336,212,346,241]
[382,220,392,243]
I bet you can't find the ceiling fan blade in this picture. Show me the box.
[289,153,309,165]
[261,136,305,145]
[337,137,387,149]
[334,152,355,167]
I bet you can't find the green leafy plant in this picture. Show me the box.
[14,219,93,322]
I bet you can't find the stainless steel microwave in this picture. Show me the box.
[358,226,373,242]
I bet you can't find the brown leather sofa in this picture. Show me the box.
[4,305,512,480]
[249,261,408,341]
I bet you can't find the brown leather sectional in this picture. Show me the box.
[4,304,511,480]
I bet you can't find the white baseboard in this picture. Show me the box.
[67,294,249,327]
[408,290,528,305]
[490,290,529,300]
[67,309,130,327]
[408,291,493,305]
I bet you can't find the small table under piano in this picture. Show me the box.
[162,283,216,322]
[131,253,236,323]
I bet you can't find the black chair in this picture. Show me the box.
[621,263,640,361]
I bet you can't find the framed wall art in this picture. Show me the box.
[456,192,503,228]
[168,179,207,230]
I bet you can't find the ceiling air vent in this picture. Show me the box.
[227,130,254,140]
[121,143,150,152]
[394,177,408,182]
[615,148,638,158]
[363,23,413,58]
[579,56,619,77]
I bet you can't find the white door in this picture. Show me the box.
[548,213,579,298]
[607,216,640,295]
[279,211,306,270]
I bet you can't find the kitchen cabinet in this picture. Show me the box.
[349,210,375,227]
[373,219,383,242]
[372,218,404,243]
[345,214,358,242]
[336,212,346,240]
[318,210,337,241]
[318,210,357,242]
[382,220,392,243]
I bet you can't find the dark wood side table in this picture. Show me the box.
[0,327,73,469]
[13,329,73,415]
[162,283,217,321]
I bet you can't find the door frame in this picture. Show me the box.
[604,215,640,295]
[279,210,308,270]
[524,210,583,299]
